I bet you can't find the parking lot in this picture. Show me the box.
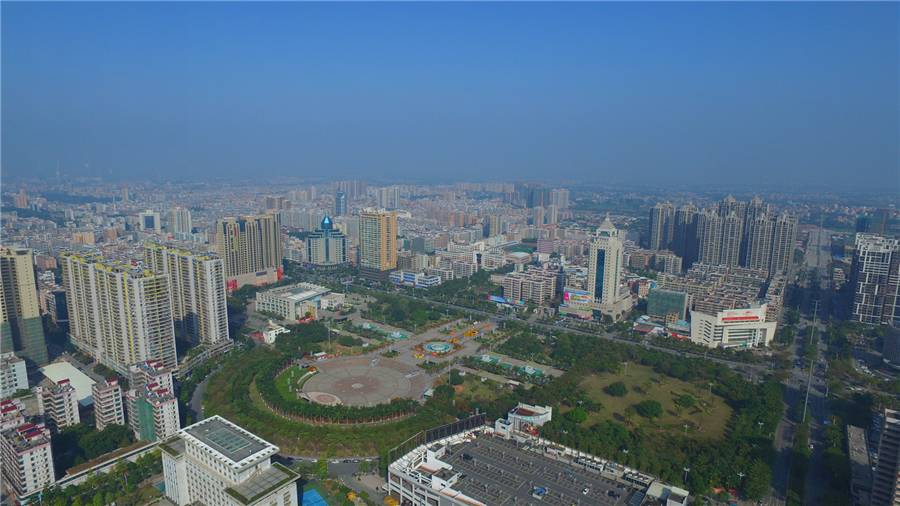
[442,435,635,506]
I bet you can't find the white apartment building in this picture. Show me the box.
[0,399,27,432]
[502,269,558,306]
[0,352,28,398]
[92,378,126,430]
[161,415,299,506]
[60,251,178,375]
[0,422,55,501]
[36,378,80,430]
[689,304,776,349]
[144,243,230,346]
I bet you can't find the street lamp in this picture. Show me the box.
[683,467,690,484]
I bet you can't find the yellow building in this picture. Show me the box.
[0,247,48,368]
[359,208,398,280]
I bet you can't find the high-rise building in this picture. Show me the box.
[697,209,723,266]
[851,234,900,326]
[745,215,775,271]
[531,206,545,226]
[720,211,744,268]
[549,188,570,209]
[649,202,674,250]
[306,216,348,266]
[334,191,348,217]
[871,409,900,506]
[93,378,125,431]
[502,268,558,306]
[13,190,28,209]
[377,186,401,210]
[359,208,398,280]
[672,204,698,269]
[214,214,283,290]
[144,244,230,345]
[168,206,193,236]
[588,215,624,304]
[770,213,798,276]
[0,353,28,398]
[138,210,162,232]
[161,415,300,506]
[0,422,55,502]
[35,378,80,431]
[0,247,48,369]
[60,252,178,375]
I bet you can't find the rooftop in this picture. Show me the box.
[183,416,275,466]
[40,361,96,406]
[225,462,299,505]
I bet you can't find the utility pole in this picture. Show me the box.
[802,300,818,423]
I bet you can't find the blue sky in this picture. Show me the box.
[2,2,897,187]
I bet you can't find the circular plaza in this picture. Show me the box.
[301,357,429,407]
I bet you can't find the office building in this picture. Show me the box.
[92,378,126,431]
[255,282,338,321]
[646,289,688,322]
[138,210,162,233]
[0,422,55,502]
[144,243,230,345]
[851,234,900,326]
[35,378,80,430]
[847,425,872,506]
[0,247,48,369]
[161,415,300,506]
[649,202,674,250]
[872,409,900,506]
[61,252,178,375]
[359,208,398,280]
[168,206,193,236]
[588,216,623,304]
[689,304,775,349]
[0,353,28,399]
[306,215,348,266]
[389,271,442,289]
[334,191,348,217]
[215,214,284,290]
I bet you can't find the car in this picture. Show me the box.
[462,453,473,461]
[582,488,590,495]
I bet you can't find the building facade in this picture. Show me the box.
[872,409,900,506]
[92,378,126,431]
[0,422,55,501]
[144,243,230,346]
[588,216,623,304]
[0,247,48,370]
[215,214,284,290]
[60,252,178,375]
[689,304,776,349]
[359,208,398,280]
[306,215,348,266]
[36,378,81,431]
[0,353,27,399]
[851,234,900,326]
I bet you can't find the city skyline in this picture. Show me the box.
[3,2,897,188]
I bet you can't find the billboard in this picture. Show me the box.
[563,289,592,305]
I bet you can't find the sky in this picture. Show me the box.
[2,2,898,188]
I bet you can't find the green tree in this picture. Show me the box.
[633,400,663,419]
[675,394,696,409]
[743,458,772,500]
[565,407,588,424]
[604,381,628,397]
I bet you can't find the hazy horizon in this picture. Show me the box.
[3,2,898,189]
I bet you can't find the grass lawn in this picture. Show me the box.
[275,366,313,400]
[577,363,732,440]
[456,376,503,404]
